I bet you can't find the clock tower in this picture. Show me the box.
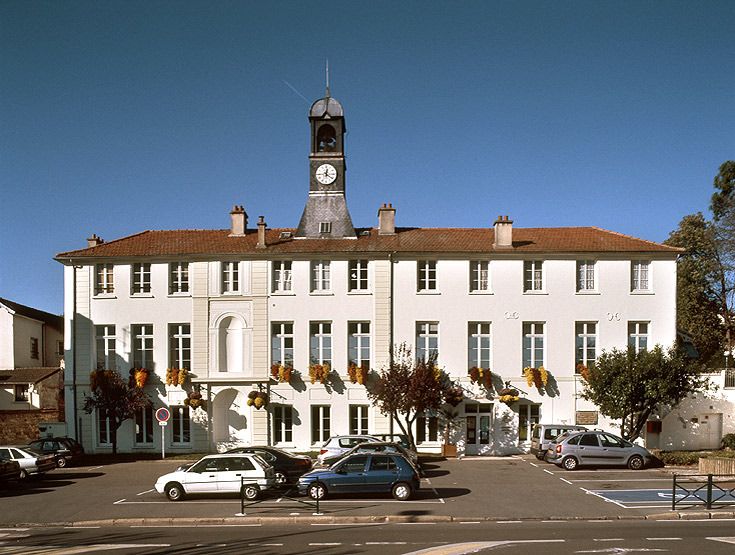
[295,92,356,238]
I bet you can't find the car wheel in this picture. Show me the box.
[392,482,412,501]
[56,457,67,468]
[18,469,28,480]
[562,456,579,471]
[241,484,260,501]
[274,471,287,485]
[308,482,327,500]
[628,455,644,470]
[165,482,185,501]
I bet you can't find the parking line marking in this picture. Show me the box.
[570,478,672,482]
[560,478,573,485]
[579,487,628,508]
[137,489,154,495]
[309,542,342,546]
[647,538,681,541]
[113,499,126,504]
[542,469,554,475]
[529,462,538,467]
[593,538,623,541]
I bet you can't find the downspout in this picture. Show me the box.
[71,262,78,440]
[389,252,396,437]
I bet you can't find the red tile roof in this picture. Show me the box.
[55,227,681,260]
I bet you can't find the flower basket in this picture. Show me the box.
[523,366,548,389]
[246,390,268,410]
[184,391,206,411]
[468,366,494,390]
[499,387,519,397]
[347,363,368,385]
[269,364,292,383]
[129,368,149,388]
[166,368,189,387]
[309,363,331,384]
[499,394,519,405]
[445,386,464,407]
[577,363,590,381]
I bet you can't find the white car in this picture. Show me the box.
[154,453,276,501]
[0,446,56,479]
[316,435,381,465]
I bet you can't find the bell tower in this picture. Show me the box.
[295,88,356,238]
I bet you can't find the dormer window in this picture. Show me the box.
[319,221,332,235]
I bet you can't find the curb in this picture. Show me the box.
[6,511,735,528]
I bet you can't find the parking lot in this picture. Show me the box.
[0,455,721,525]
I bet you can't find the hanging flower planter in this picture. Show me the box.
[347,363,368,385]
[444,386,464,407]
[270,364,293,383]
[468,366,494,390]
[184,390,206,410]
[498,393,519,405]
[246,390,269,409]
[309,363,331,384]
[129,368,149,388]
[523,366,548,389]
[166,367,189,387]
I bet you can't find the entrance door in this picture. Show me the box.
[699,413,723,450]
[465,403,492,455]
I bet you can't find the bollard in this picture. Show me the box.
[707,474,713,510]
[671,474,677,511]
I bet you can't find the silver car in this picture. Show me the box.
[546,430,652,471]
[316,435,381,465]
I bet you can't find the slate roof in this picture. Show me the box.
[0,367,61,385]
[55,226,682,261]
[0,298,63,330]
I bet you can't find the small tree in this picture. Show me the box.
[580,345,709,441]
[83,369,151,454]
[367,344,456,450]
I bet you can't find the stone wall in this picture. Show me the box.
[0,409,63,444]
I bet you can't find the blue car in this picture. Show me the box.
[298,452,420,501]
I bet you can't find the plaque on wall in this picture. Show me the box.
[576,411,598,425]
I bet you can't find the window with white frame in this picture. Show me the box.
[131,263,151,294]
[631,261,650,292]
[522,322,545,369]
[169,262,189,294]
[523,260,544,292]
[97,408,112,445]
[348,322,371,370]
[171,405,191,444]
[14,384,29,402]
[311,405,331,444]
[349,259,369,291]
[311,260,331,292]
[310,322,332,365]
[416,414,439,443]
[575,322,597,370]
[222,261,240,293]
[271,322,294,367]
[30,337,39,360]
[416,322,439,362]
[135,405,154,444]
[470,261,490,292]
[319,221,332,235]
[628,321,649,352]
[95,325,116,370]
[273,405,293,444]
[272,261,293,293]
[95,263,114,295]
[417,260,437,292]
[169,323,191,370]
[577,260,596,292]
[132,324,154,370]
[468,322,492,369]
[349,405,369,435]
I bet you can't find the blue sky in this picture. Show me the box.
[2,1,733,314]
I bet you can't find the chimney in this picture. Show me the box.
[87,234,104,247]
[256,216,267,249]
[229,205,248,236]
[493,215,513,248]
[378,203,396,235]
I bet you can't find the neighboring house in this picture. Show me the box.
[55,92,682,455]
[0,298,64,444]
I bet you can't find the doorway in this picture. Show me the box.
[465,402,493,455]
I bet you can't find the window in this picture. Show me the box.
[311,405,331,444]
[319,221,332,234]
[348,322,370,370]
[56,340,64,356]
[523,322,545,369]
[575,322,597,371]
[169,324,191,370]
[132,324,154,369]
[30,337,39,359]
[349,259,369,291]
[370,455,396,472]
[273,405,293,444]
[524,260,544,292]
[271,323,294,367]
[169,262,189,294]
[580,433,600,447]
[272,261,293,293]
[468,322,492,369]
[416,322,439,362]
[577,260,596,292]
[222,261,240,293]
[628,321,649,353]
[95,263,114,295]
[311,260,331,292]
[95,325,116,370]
[97,408,111,445]
[310,322,332,365]
[131,263,151,294]
[171,405,191,444]
[631,261,650,292]
[416,414,439,443]
[470,261,490,292]
[417,261,437,292]
[135,405,154,444]
[14,384,29,402]
[349,405,369,435]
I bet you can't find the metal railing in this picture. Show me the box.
[725,368,735,388]
[672,474,735,510]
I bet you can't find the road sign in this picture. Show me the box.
[155,407,171,423]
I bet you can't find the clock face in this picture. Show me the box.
[315,163,337,185]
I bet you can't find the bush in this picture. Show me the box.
[656,451,704,466]
[722,433,735,450]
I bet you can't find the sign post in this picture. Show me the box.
[155,407,171,459]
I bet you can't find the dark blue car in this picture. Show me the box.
[298,452,420,501]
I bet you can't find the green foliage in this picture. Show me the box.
[656,451,706,466]
[580,345,709,441]
[721,433,735,450]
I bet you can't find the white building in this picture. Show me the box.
[56,94,684,455]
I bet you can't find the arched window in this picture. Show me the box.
[218,316,243,373]
[316,124,337,152]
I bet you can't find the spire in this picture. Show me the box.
[325,59,330,98]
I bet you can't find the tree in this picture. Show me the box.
[579,345,708,441]
[367,344,457,450]
[83,369,151,454]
